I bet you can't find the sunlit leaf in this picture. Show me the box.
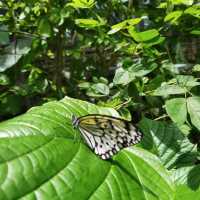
[67,0,95,9]
[128,28,160,42]
[0,74,10,85]
[75,18,106,28]
[185,5,200,19]
[171,0,194,5]
[164,11,183,24]
[192,64,200,72]
[78,82,91,89]
[190,29,200,35]
[108,18,141,34]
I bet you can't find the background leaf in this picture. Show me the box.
[139,118,196,168]
[0,38,32,72]
[128,29,159,42]
[165,98,187,125]
[187,97,200,131]
[153,85,186,96]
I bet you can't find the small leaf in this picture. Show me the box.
[177,124,191,135]
[78,82,91,89]
[128,28,160,42]
[153,85,186,96]
[165,98,187,125]
[99,77,108,84]
[192,64,200,72]
[38,18,52,38]
[187,97,200,131]
[185,5,200,19]
[170,0,194,5]
[0,74,10,85]
[176,75,200,89]
[143,36,165,47]
[117,108,132,121]
[91,83,110,95]
[107,18,141,34]
[190,29,200,35]
[162,62,180,74]
[67,0,95,9]
[49,7,61,24]
[181,0,194,5]
[164,11,183,24]
[113,63,157,85]
[129,62,158,77]
[107,21,127,34]
[75,18,106,28]
[113,67,133,85]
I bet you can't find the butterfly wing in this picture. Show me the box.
[76,115,143,160]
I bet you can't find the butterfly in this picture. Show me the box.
[72,114,143,160]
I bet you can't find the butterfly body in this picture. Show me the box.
[72,114,143,160]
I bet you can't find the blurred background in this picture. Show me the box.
[0,0,199,121]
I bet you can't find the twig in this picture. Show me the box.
[154,114,168,121]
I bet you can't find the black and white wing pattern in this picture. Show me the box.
[72,114,143,160]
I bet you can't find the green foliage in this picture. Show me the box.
[0,97,187,199]
[187,97,200,131]
[165,98,187,125]
[0,0,199,199]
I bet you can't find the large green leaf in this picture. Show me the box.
[0,97,175,199]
